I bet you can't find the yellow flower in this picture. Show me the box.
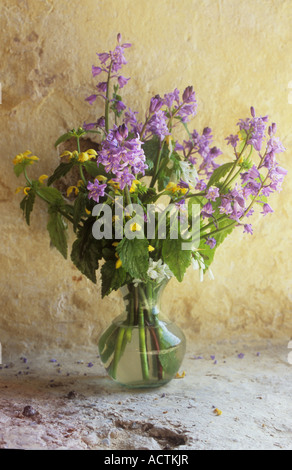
[96,175,107,182]
[112,242,119,247]
[115,257,122,269]
[60,150,75,159]
[175,371,186,379]
[148,245,155,252]
[77,149,97,163]
[15,186,31,195]
[165,182,188,195]
[108,179,120,191]
[129,179,140,193]
[85,208,91,215]
[67,185,79,197]
[213,408,222,416]
[23,187,31,196]
[38,174,48,184]
[13,151,39,166]
[130,222,142,232]
[165,182,177,192]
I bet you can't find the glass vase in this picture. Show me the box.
[98,280,186,388]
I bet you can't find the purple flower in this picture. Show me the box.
[205,237,216,249]
[237,353,245,359]
[149,95,164,114]
[243,224,253,235]
[85,94,97,105]
[206,186,219,201]
[177,179,189,189]
[182,86,196,103]
[163,88,180,108]
[92,66,103,77]
[195,180,207,191]
[96,81,107,93]
[201,202,215,219]
[87,179,107,203]
[225,134,239,148]
[147,110,169,141]
[261,203,273,216]
[96,124,147,189]
[117,75,130,88]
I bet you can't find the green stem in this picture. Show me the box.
[149,143,164,188]
[79,164,87,186]
[111,327,126,380]
[138,305,149,381]
[201,220,237,239]
[105,62,113,133]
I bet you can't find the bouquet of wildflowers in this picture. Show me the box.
[13,34,287,385]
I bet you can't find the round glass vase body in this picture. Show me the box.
[98,281,186,388]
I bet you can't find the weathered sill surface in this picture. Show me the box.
[0,337,291,450]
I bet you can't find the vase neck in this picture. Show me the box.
[120,280,168,325]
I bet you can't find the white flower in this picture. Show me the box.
[147,259,174,283]
[191,252,214,282]
[179,161,198,188]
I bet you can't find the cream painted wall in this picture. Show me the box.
[1,0,292,354]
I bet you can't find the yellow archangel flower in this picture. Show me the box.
[15,186,31,195]
[115,257,122,269]
[165,182,188,195]
[77,149,97,162]
[148,245,155,252]
[13,150,39,166]
[38,174,48,184]
[130,222,142,232]
[60,149,97,162]
[67,186,79,197]
[129,179,140,193]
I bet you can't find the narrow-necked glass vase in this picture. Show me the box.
[98,280,186,388]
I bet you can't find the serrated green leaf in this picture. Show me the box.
[70,219,102,283]
[117,237,149,280]
[200,217,236,271]
[47,208,68,259]
[20,189,36,225]
[73,191,87,231]
[162,237,192,282]
[37,186,64,206]
[101,259,127,298]
[47,161,75,186]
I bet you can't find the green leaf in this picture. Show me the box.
[101,259,127,298]
[73,191,87,231]
[201,217,236,271]
[13,160,33,177]
[142,136,161,175]
[47,208,68,259]
[82,161,108,179]
[158,323,182,375]
[47,161,75,186]
[206,162,234,189]
[70,219,102,283]
[162,237,192,282]
[37,186,64,206]
[20,189,36,225]
[117,237,149,280]
[54,132,75,148]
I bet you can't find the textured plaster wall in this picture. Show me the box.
[1,0,292,354]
